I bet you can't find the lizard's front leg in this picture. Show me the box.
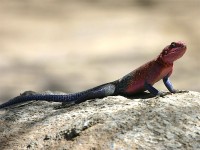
[144,82,168,97]
[163,75,187,93]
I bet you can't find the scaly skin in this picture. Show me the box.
[0,41,187,109]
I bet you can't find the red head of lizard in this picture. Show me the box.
[158,41,187,64]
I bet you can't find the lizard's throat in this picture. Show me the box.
[156,56,173,67]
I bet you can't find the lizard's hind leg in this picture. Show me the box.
[75,83,116,104]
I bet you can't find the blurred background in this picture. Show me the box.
[0,0,199,104]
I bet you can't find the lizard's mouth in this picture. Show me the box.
[180,42,187,50]
[173,45,187,60]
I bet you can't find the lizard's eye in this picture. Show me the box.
[170,42,176,48]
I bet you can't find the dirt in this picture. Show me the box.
[0,91,200,149]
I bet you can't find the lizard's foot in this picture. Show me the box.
[20,91,37,96]
[54,102,75,109]
[156,91,170,97]
[171,89,189,94]
[155,90,188,99]
[62,101,76,107]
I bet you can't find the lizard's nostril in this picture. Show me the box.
[182,44,187,49]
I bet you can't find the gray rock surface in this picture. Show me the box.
[0,91,200,150]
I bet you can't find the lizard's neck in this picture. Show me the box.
[156,56,173,68]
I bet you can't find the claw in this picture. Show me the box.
[157,91,170,97]
[172,89,189,94]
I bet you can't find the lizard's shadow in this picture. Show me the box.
[124,91,154,99]
[57,92,154,109]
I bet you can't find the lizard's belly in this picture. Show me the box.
[125,80,145,94]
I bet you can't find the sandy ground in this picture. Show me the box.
[0,0,199,103]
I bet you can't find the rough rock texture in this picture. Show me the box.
[0,91,200,150]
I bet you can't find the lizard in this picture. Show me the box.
[0,41,187,109]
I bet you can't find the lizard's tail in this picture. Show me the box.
[0,94,80,109]
[0,82,116,109]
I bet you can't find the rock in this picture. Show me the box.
[0,91,200,150]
